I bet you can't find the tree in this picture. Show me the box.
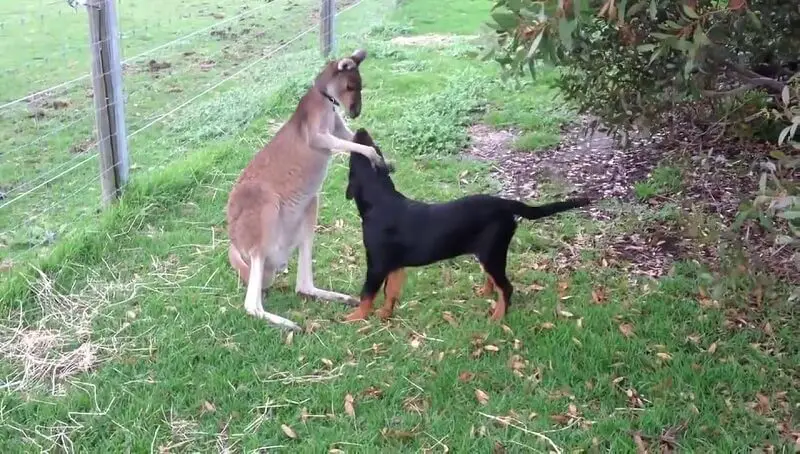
[485,0,799,251]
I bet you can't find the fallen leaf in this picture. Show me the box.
[321,358,334,368]
[493,440,506,453]
[656,352,672,361]
[707,342,718,354]
[558,310,575,318]
[442,311,458,327]
[281,424,298,439]
[619,323,635,338]
[362,386,383,399]
[475,389,490,405]
[540,322,555,330]
[763,322,774,336]
[513,339,522,350]
[754,393,770,415]
[410,335,422,349]
[501,324,513,335]
[344,394,355,417]
[201,400,216,413]
[285,331,294,346]
[329,449,345,454]
[459,371,475,382]
[632,431,648,454]
[568,403,579,416]
[483,345,500,352]
[306,321,322,333]
[550,414,571,425]
[591,287,607,304]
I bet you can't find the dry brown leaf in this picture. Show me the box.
[763,322,774,336]
[540,322,555,330]
[568,403,579,416]
[632,431,648,454]
[656,352,672,361]
[281,424,298,439]
[513,339,522,350]
[619,323,635,338]
[550,414,571,425]
[475,389,490,405]
[321,358,334,368]
[442,311,458,327]
[362,386,383,399]
[344,393,355,417]
[527,283,546,292]
[483,345,500,352]
[459,371,475,382]
[558,309,575,318]
[501,324,513,335]
[285,331,294,346]
[591,287,607,304]
[707,342,718,354]
[306,321,322,333]
[754,393,770,415]
[410,336,422,349]
[329,449,345,454]
[493,441,506,453]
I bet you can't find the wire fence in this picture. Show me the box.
[0,0,366,269]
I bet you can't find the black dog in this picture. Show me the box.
[343,128,591,322]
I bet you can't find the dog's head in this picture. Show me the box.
[345,128,396,201]
[315,49,367,118]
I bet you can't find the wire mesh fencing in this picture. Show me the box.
[0,0,366,269]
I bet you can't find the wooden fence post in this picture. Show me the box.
[86,0,128,207]
[320,0,335,57]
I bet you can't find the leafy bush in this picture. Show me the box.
[484,0,799,252]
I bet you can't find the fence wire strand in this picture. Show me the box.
[2,0,365,264]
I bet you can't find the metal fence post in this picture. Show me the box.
[320,0,334,57]
[86,0,128,207]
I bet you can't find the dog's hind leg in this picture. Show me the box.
[477,220,517,321]
[295,195,360,306]
[376,268,406,321]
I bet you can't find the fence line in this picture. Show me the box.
[1,0,369,265]
[0,0,277,111]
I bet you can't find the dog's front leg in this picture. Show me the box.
[310,132,385,168]
[295,195,360,306]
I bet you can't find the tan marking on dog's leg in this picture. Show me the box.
[479,274,496,297]
[490,291,507,321]
[376,269,406,321]
[344,294,375,322]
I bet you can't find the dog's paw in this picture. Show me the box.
[375,308,393,321]
[344,309,368,322]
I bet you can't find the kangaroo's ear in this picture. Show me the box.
[350,49,367,65]
[337,57,357,71]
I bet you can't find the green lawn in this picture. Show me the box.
[0,0,797,452]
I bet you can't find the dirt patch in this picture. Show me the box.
[69,136,96,154]
[464,119,663,217]
[463,119,797,281]
[391,34,478,48]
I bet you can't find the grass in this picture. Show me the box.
[634,165,684,201]
[0,0,798,452]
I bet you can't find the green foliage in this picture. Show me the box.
[634,165,683,201]
[485,0,800,254]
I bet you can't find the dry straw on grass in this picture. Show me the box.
[0,267,136,394]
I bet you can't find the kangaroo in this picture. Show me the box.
[226,49,387,332]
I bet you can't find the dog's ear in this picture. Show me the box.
[350,49,367,65]
[353,128,370,144]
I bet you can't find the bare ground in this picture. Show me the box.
[463,119,799,283]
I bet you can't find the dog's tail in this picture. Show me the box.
[504,197,591,221]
